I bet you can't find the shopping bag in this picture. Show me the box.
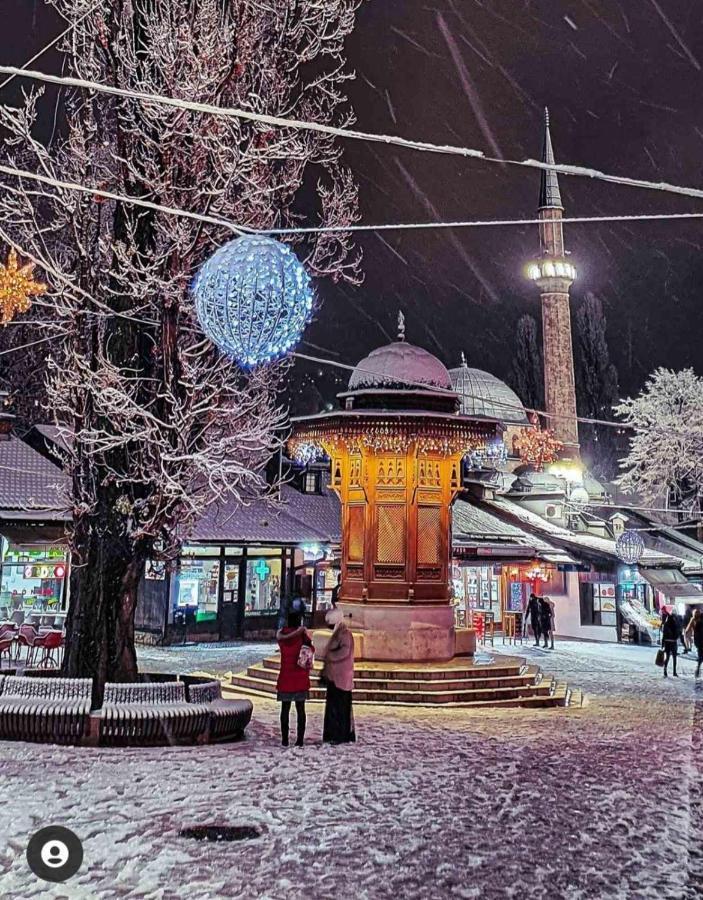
[655,648,665,668]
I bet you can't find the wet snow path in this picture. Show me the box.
[0,641,699,899]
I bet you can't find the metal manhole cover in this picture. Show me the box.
[178,825,262,842]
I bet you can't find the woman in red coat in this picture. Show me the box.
[276,606,313,747]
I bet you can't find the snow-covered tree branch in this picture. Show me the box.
[0,0,362,693]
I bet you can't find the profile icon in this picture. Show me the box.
[27,826,83,883]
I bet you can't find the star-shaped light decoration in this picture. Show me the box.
[0,248,47,325]
[514,413,564,470]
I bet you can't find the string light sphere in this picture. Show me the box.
[615,529,645,565]
[193,234,313,367]
[0,248,47,325]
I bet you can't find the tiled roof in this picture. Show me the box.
[189,483,341,545]
[453,499,570,560]
[0,436,69,518]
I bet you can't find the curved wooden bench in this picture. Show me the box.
[187,681,253,742]
[98,681,211,746]
[0,674,92,744]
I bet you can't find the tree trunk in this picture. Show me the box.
[62,516,145,707]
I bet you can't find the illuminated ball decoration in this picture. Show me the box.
[193,234,313,367]
[615,529,645,565]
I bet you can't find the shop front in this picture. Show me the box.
[0,538,69,629]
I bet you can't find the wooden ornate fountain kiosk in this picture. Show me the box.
[290,322,502,662]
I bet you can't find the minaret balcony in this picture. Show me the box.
[526,259,576,283]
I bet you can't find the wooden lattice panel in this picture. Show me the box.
[347,505,365,561]
[417,505,442,565]
[376,505,406,564]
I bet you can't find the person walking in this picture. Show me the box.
[685,608,703,678]
[539,595,555,650]
[525,593,542,647]
[321,607,356,744]
[682,605,693,654]
[661,609,682,678]
[276,601,313,747]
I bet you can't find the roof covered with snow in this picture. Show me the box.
[0,435,69,519]
[189,482,341,545]
[482,496,682,567]
[449,365,529,424]
[348,341,453,392]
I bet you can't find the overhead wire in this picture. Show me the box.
[5,63,703,205]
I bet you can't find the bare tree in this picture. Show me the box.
[0,0,361,697]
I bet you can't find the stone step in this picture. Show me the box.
[245,663,542,694]
[259,656,527,681]
[229,672,555,705]
[225,680,568,709]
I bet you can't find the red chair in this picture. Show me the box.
[0,623,17,641]
[34,630,64,668]
[16,624,39,665]
[0,635,13,667]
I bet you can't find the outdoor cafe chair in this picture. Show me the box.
[16,624,39,665]
[0,635,13,667]
[34,630,64,668]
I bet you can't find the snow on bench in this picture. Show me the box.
[187,680,253,742]
[98,681,211,745]
[0,674,92,744]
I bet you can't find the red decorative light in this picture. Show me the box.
[53,564,66,579]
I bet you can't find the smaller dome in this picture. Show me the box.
[449,364,529,424]
[348,341,452,392]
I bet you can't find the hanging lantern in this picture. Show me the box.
[615,529,645,564]
[192,234,313,367]
[0,248,47,325]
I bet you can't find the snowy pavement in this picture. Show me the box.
[1,639,701,899]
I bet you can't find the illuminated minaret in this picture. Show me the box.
[526,108,580,457]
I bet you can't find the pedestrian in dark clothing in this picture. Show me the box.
[685,608,703,678]
[539,596,555,650]
[682,606,693,653]
[661,611,682,677]
[276,604,313,746]
[525,593,542,647]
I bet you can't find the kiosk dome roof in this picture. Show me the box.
[348,341,453,392]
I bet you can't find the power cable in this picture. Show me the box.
[4,64,703,204]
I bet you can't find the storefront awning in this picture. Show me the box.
[641,568,703,603]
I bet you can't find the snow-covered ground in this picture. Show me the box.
[1,640,700,899]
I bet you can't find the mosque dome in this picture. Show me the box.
[348,341,452,392]
[448,359,529,424]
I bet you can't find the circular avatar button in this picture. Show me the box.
[27,826,83,883]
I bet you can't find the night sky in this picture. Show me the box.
[4,1,703,409]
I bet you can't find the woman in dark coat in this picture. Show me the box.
[685,608,703,678]
[276,607,313,746]
[538,596,555,650]
[525,593,542,647]
[661,610,682,677]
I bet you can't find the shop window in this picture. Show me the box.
[302,471,320,494]
[0,544,68,624]
[176,558,220,623]
[245,557,282,615]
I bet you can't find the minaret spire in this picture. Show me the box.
[539,107,563,210]
[525,109,580,459]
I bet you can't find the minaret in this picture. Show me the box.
[526,108,580,458]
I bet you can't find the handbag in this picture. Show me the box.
[297,644,315,671]
[655,648,665,667]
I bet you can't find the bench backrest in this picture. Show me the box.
[103,681,185,705]
[0,675,92,701]
[188,680,222,704]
